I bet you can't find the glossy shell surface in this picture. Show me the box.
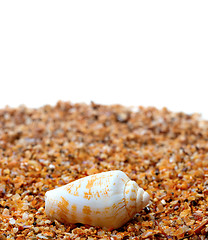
[45,170,150,229]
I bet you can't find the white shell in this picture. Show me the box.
[45,170,150,229]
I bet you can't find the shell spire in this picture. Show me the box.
[45,170,150,229]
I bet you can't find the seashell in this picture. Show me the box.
[45,170,150,229]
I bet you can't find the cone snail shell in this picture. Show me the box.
[45,170,150,229]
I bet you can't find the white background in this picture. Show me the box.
[0,1,208,118]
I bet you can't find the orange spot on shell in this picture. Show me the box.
[71,204,77,212]
[84,174,107,200]
[58,196,69,211]
[86,176,97,190]
[96,191,100,198]
[130,197,136,201]
[125,189,130,194]
[121,178,126,183]
[66,183,74,194]
[83,206,92,215]
[65,182,81,196]
[83,176,99,200]
[84,192,92,200]
[73,182,81,196]
[57,196,69,223]
[70,204,77,221]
